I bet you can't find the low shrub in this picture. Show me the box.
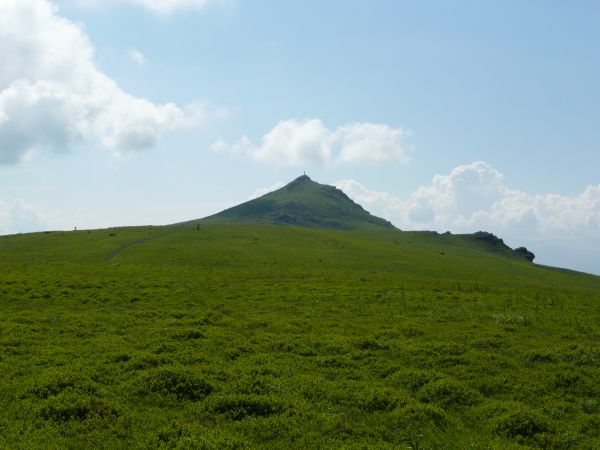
[39,393,118,422]
[131,355,171,370]
[152,424,248,449]
[356,388,400,412]
[138,366,213,401]
[401,326,424,338]
[208,394,283,420]
[387,368,443,392]
[554,370,585,394]
[582,398,599,414]
[419,379,480,408]
[356,338,389,351]
[113,353,131,363]
[492,407,552,439]
[172,329,205,340]
[392,402,448,428]
[580,415,600,436]
[525,349,557,364]
[231,374,274,395]
[330,386,402,412]
[29,372,96,399]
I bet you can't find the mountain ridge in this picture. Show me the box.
[179,175,537,263]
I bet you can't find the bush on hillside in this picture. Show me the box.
[207,394,284,420]
[419,379,480,408]
[137,367,213,401]
[39,393,118,422]
[492,407,552,439]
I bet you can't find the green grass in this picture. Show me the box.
[1,224,599,449]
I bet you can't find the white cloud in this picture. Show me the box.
[212,136,253,157]
[129,49,146,66]
[0,200,46,235]
[335,161,600,240]
[336,122,412,164]
[213,119,411,168]
[252,119,335,167]
[248,181,285,200]
[0,0,193,165]
[334,179,403,219]
[77,0,232,15]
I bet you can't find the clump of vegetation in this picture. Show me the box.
[39,393,118,422]
[419,379,481,408]
[387,368,444,393]
[491,407,552,440]
[172,329,205,340]
[355,337,389,351]
[329,386,402,412]
[29,371,96,399]
[207,394,284,420]
[152,423,245,449]
[137,367,213,401]
[392,402,448,428]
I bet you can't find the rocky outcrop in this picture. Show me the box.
[514,247,535,262]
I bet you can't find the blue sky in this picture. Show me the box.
[1,0,600,274]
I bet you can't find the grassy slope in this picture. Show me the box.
[186,175,395,231]
[1,225,599,449]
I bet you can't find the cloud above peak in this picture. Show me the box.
[0,0,193,165]
[336,122,411,165]
[213,119,412,168]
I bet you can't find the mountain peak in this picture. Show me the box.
[188,176,395,231]
[284,174,313,189]
[295,174,311,182]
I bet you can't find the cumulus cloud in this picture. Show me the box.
[213,119,411,168]
[336,123,412,165]
[251,119,335,167]
[0,200,46,235]
[335,161,600,239]
[0,0,193,165]
[77,0,232,15]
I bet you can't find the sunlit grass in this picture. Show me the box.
[1,224,599,448]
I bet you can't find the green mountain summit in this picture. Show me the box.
[180,175,539,263]
[188,175,395,231]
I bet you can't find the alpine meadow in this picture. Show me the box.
[2,1,600,449]
[1,177,600,449]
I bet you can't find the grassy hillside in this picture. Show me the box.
[1,225,600,449]
[184,175,395,231]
